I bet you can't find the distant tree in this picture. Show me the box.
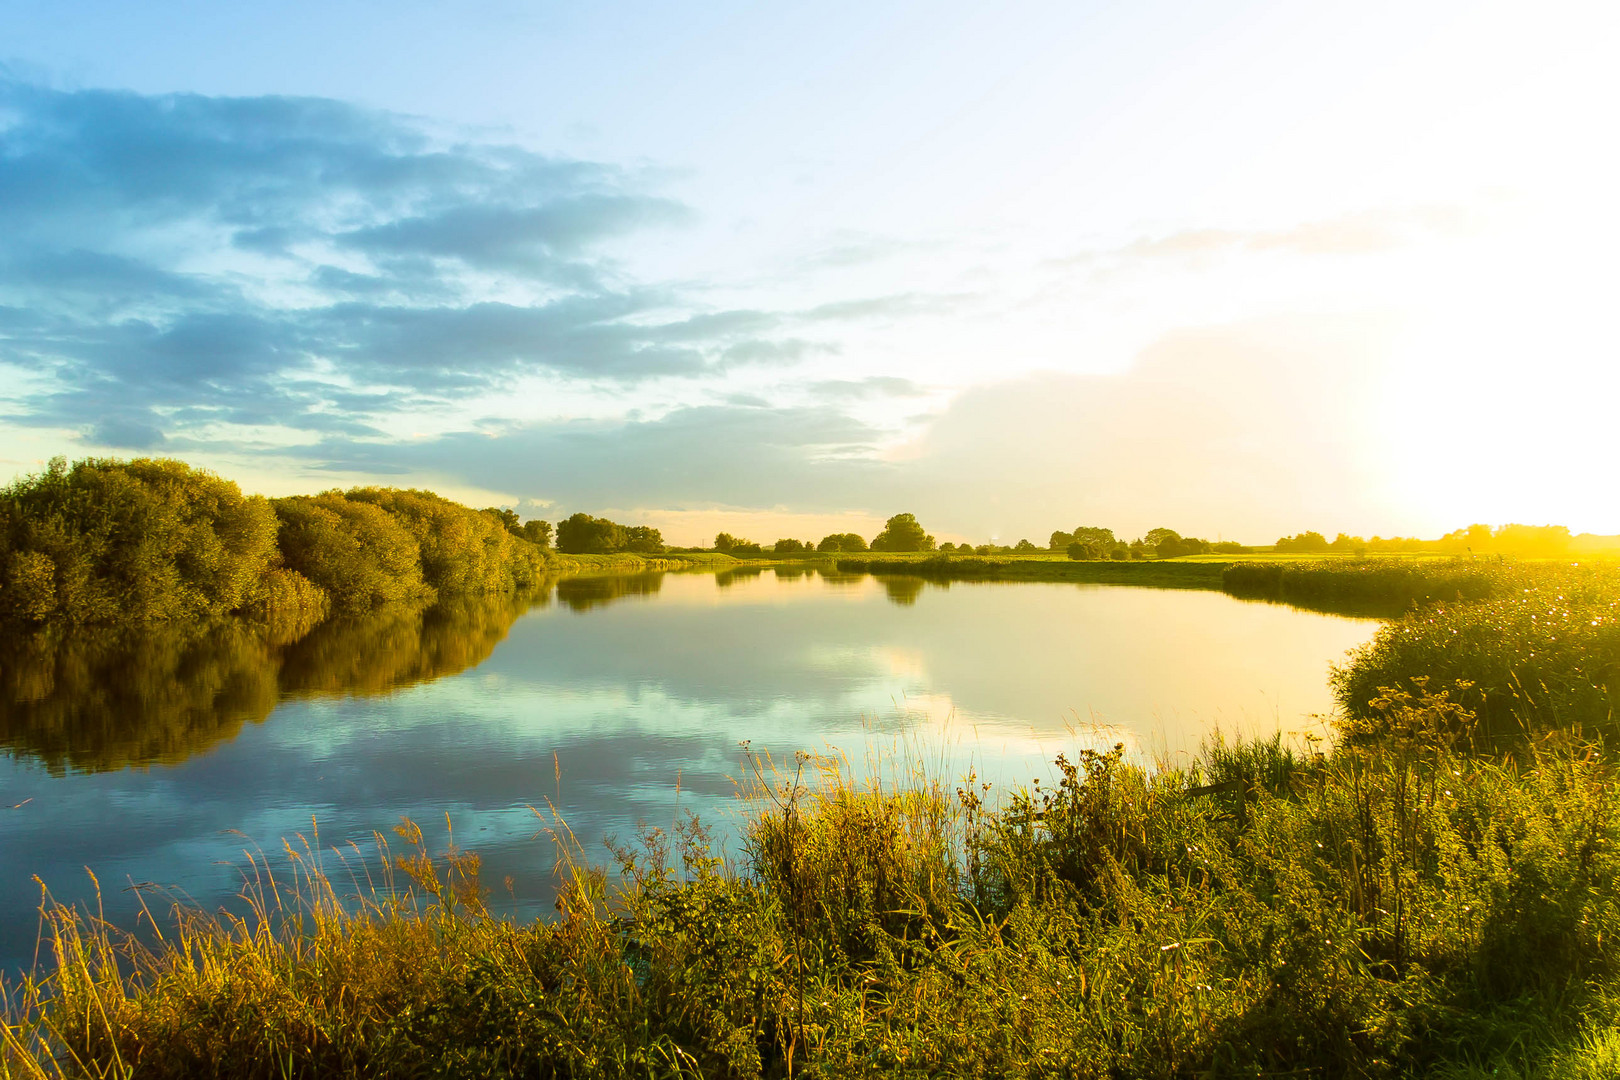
[773,538,808,555]
[1074,526,1116,548]
[1275,531,1330,553]
[1066,541,1086,560]
[714,532,746,553]
[1494,524,1572,556]
[558,513,630,554]
[1110,546,1129,561]
[817,532,868,553]
[869,513,936,553]
[623,525,665,553]
[520,519,552,548]
[1049,530,1075,551]
[1211,541,1246,554]
[1145,530,1211,558]
[1014,538,1037,552]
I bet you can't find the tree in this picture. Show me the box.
[1074,526,1116,547]
[817,532,868,553]
[520,520,552,548]
[869,513,935,553]
[1049,530,1075,551]
[623,526,665,554]
[557,513,629,554]
[714,532,745,553]
[1066,541,1086,561]
[1275,531,1330,553]
[1014,539,1037,552]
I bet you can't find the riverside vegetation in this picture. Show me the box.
[0,458,732,637]
[0,458,548,633]
[3,558,1620,1077]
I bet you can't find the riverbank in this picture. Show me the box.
[835,552,1230,589]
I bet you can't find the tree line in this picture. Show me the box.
[1273,524,1580,558]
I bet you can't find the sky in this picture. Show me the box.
[2,0,1617,545]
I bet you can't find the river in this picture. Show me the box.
[0,567,1378,971]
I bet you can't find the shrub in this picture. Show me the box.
[273,494,432,613]
[0,457,279,625]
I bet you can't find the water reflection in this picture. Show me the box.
[555,572,666,612]
[0,622,281,775]
[1,570,1383,974]
[880,576,927,606]
[0,587,549,774]
[714,566,764,588]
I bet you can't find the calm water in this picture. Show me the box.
[0,569,1377,970]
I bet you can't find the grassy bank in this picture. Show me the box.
[7,711,1620,1078]
[835,552,1230,590]
[1221,558,1611,613]
[549,551,741,574]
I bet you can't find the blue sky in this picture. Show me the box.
[2,0,1616,543]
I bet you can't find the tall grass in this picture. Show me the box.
[1223,557,1620,615]
[9,687,1620,1078]
[1332,567,1620,745]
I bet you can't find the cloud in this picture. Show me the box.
[336,196,690,280]
[1119,206,1485,262]
[808,376,925,400]
[268,314,1396,546]
[802,293,968,322]
[880,313,1398,542]
[302,401,896,511]
[0,76,976,453]
[0,77,825,446]
[86,415,168,450]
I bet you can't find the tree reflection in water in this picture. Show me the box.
[554,572,665,612]
[0,583,556,774]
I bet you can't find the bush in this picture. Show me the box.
[0,457,279,625]
[273,494,433,613]
[344,488,544,594]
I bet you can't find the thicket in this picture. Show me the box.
[1330,566,1620,748]
[0,458,281,626]
[0,458,549,630]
